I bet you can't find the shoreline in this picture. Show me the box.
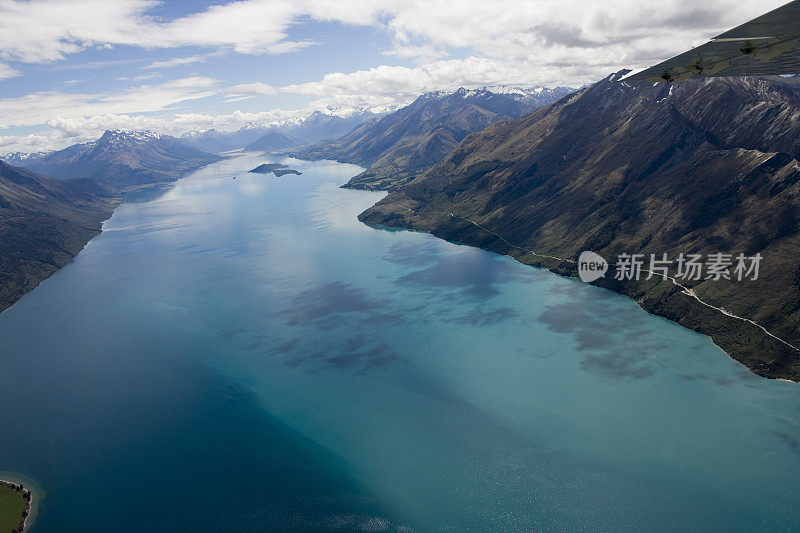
[0,192,121,318]
[338,159,800,382]
[0,169,212,318]
[0,154,232,318]
[358,203,800,382]
[0,480,33,532]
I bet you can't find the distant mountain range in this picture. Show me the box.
[360,73,800,380]
[278,110,380,143]
[288,87,575,190]
[180,123,271,153]
[181,125,303,154]
[178,111,380,155]
[0,161,119,312]
[11,130,222,189]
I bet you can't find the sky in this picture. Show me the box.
[0,0,788,154]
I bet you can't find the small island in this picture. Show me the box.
[248,163,302,177]
[0,481,32,532]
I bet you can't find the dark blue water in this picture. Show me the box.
[1,155,799,532]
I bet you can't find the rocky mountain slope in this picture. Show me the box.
[245,129,304,152]
[17,130,222,189]
[361,72,800,380]
[0,161,120,312]
[290,87,574,191]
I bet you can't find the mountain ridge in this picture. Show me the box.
[17,130,222,189]
[0,160,120,313]
[288,86,575,191]
[245,129,304,152]
[279,110,380,143]
[360,72,800,380]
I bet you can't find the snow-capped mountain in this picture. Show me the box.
[277,110,380,143]
[177,110,380,153]
[18,130,222,189]
[180,125,272,154]
[290,85,576,190]
[3,150,54,166]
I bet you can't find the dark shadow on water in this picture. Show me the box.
[579,352,656,380]
[772,430,800,456]
[395,251,523,301]
[443,306,519,326]
[538,298,659,381]
[275,334,407,374]
[284,281,407,331]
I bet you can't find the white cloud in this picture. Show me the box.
[0,77,219,128]
[0,0,155,63]
[276,57,595,112]
[0,62,20,80]
[50,58,148,72]
[382,43,447,61]
[0,133,57,154]
[260,40,318,55]
[0,0,786,81]
[144,55,208,69]
[273,0,790,110]
[118,73,162,82]
[1,0,792,155]
[224,82,279,98]
[0,107,311,154]
[376,0,786,65]
[0,0,313,64]
[147,0,303,53]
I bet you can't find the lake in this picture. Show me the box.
[1,155,798,531]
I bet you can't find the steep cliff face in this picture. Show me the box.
[291,87,574,191]
[361,72,800,380]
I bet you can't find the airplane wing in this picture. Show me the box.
[624,0,800,83]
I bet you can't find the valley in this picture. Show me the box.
[4,2,800,531]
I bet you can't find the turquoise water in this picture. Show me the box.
[1,155,799,531]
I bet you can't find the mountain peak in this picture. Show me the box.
[418,86,576,103]
[23,130,220,188]
[98,130,162,144]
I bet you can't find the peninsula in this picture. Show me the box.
[0,480,32,532]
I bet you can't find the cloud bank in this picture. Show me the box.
[0,0,787,153]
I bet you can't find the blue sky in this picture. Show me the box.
[0,0,784,154]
